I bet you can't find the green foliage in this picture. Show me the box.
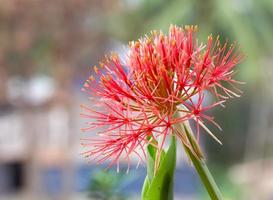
[88,170,129,200]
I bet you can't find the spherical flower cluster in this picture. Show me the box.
[81,25,243,169]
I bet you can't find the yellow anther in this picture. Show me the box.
[185,25,191,30]
[194,25,198,31]
[99,62,105,68]
[105,74,111,81]
[89,75,95,81]
[171,39,176,46]
[129,41,134,47]
[111,52,118,62]
[146,38,152,44]
[94,65,99,74]
[135,41,140,48]
[151,30,157,36]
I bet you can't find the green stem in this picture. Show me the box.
[183,143,223,200]
[180,123,223,200]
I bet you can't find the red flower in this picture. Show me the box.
[81,25,243,169]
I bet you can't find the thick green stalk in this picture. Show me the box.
[142,135,176,200]
[177,122,223,200]
[142,113,222,200]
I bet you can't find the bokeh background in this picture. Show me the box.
[0,0,273,199]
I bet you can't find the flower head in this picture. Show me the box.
[81,25,243,169]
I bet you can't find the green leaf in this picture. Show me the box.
[141,176,150,199]
[146,140,157,181]
[141,139,157,199]
[141,138,158,199]
[142,135,176,200]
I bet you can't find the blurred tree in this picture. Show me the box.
[88,170,129,200]
[0,0,119,79]
[108,0,273,83]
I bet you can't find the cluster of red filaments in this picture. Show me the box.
[81,25,243,169]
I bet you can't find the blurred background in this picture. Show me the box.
[0,0,273,199]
